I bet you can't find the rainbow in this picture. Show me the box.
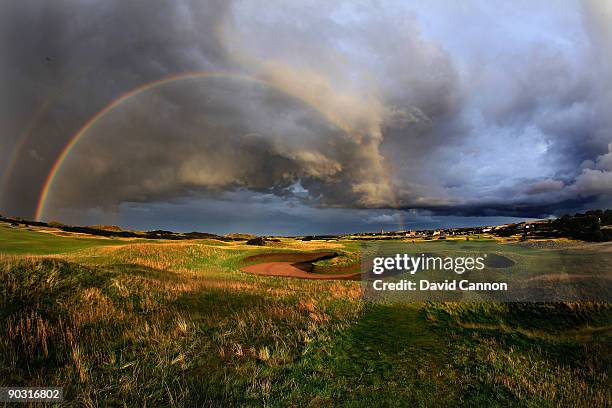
[35,70,405,231]
[1,98,54,204]
[1,73,77,207]
[35,71,347,221]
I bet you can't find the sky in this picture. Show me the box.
[1,0,611,235]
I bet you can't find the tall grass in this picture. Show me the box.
[0,236,610,406]
[0,250,361,406]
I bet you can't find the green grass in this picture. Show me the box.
[270,302,460,406]
[424,302,611,406]
[0,223,128,255]
[0,226,610,406]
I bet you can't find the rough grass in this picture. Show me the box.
[0,226,610,406]
[424,302,611,406]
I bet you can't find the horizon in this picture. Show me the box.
[3,211,543,236]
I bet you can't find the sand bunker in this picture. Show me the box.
[241,262,360,280]
[241,251,360,280]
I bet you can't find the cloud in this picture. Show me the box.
[526,179,565,195]
[574,169,612,195]
[18,0,465,221]
[0,0,235,215]
[366,213,403,225]
[572,144,612,197]
[1,0,611,229]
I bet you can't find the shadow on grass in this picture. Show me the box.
[275,302,466,406]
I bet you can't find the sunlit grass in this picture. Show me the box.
[0,225,610,406]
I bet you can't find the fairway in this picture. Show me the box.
[0,223,129,255]
[0,223,610,406]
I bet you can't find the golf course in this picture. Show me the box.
[1,221,610,406]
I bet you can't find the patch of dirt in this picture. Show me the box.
[241,262,360,280]
[240,251,361,280]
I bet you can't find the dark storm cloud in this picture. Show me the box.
[44,79,356,211]
[1,0,233,215]
[407,197,598,219]
[1,0,611,229]
[5,0,465,221]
